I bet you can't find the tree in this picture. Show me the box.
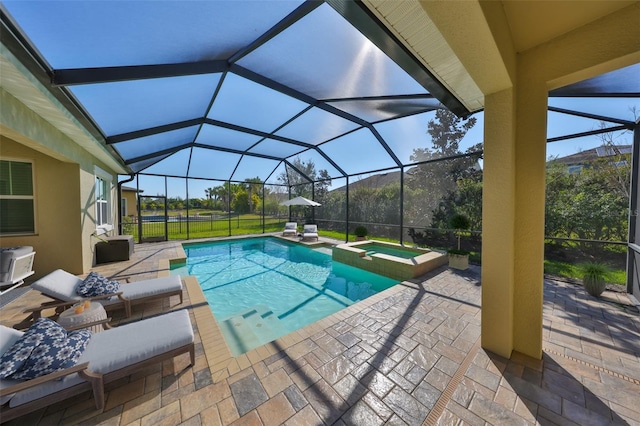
[406,110,480,228]
[244,177,263,214]
[211,185,228,211]
[545,142,630,242]
[204,187,215,209]
[278,157,315,196]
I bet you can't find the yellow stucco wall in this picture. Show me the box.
[1,89,121,275]
[122,190,139,217]
[1,136,83,275]
[477,2,640,359]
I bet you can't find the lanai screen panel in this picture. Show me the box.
[142,149,192,178]
[2,1,303,68]
[2,0,462,181]
[320,129,399,175]
[248,139,307,159]
[288,150,344,180]
[374,111,439,165]
[113,126,200,161]
[275,107,361,146]
[207,73,309,134]
[231,156,281,183]
[69,74,221,136]
[237,3,427,100]
[188,148,241,181]
[327,97,442,123]
[196,124,262,152]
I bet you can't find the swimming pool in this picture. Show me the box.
[172,237,398,356]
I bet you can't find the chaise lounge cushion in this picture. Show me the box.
[78,309,194,374]
[31,269,182,307]
[4,309,194,408]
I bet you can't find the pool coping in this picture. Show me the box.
[161,237,419,383]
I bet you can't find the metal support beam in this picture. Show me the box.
[52,60,229,86]
[326,0,469,117]
[627,120,640,295]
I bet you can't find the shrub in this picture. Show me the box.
[354,226,368,237]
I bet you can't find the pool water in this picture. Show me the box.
[172,237,398,356]
[364,244,419,259]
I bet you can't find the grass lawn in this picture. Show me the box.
[544,259,625,286]
[125,218,627,286]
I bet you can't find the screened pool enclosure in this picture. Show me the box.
[2,1,638,276]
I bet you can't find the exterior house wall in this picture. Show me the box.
[122,189,138,217]
[1,88,121,276]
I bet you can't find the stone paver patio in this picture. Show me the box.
[1,237,638,425]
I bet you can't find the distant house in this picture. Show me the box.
[549,145,631,173]
[121,186,143,218]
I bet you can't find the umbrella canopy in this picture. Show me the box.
[279,196,321,207]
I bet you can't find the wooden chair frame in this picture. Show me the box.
[0,318,194,423]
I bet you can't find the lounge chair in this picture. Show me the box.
[0,247,36,296]
[0,309,194,422]
[302,224,319,241]
[29,269,183,319]
[282,222,298,237]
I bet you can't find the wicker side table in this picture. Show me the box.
[57,302,107,333]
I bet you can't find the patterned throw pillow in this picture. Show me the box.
[10,329,91,380]
[76,271,120,297]
[0,318,66,379]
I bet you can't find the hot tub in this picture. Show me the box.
[332,240,447,281]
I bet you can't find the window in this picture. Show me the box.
[94,167,113,234]
[0,159,35,234]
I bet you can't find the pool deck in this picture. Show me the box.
[1,235,639,425]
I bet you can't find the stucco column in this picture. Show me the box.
[482,69,547,359]
[511,70,547,359]
[481,88,516,359]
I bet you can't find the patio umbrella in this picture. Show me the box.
[279,196,321,207]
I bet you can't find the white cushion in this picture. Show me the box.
[31,270,182,306]
[119,276,182,301]
[8,310,193,407]
[31,269,83,302]
[78,309,193,374]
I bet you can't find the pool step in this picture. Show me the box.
[220,305,288,356]
[313,247,333,256]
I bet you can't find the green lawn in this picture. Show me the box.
[544,259,625,286]
[124,218,627,286]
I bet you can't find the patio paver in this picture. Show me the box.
[1,236,638,425]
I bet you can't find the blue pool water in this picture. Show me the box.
[364,244,420,259]
[172,237,398,355]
